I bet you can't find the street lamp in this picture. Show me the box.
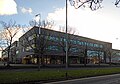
[35,13,41,71]
[35,14,41,34]
[65,0,68,78]
[65,0,87,77]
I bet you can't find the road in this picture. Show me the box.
[44,74,120,84]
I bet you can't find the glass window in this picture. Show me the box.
[28,35,34,41]
[31,44,35,48]
[16,50,19,54]
[70,40,77,44]
[84,42,87,46]
[70,48,78,52]
[22,48,25,52]
[63,38,66,42]
[116,53,120,56]
[48,36,59,42]
[26,46,32,51]
[94,44,99,48]
[55,37,59,41]
[79,41,82,45]
[99,45,103,48]
[89,43,93,47]
[33,34,37,38]
[46,45,59,51]
[87,50,104,57]
[76,40,80,45]
[81,42,84,45]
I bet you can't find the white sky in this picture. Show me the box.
[47,1,120,50]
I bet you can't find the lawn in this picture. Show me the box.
[0,68,120,83]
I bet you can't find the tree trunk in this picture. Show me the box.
[37,54,40,71]
[104,52,106,63]
[84,49,87,67]
[41,53,45,67]
[98,52,100,66]
[109,55,112,66]
[7,48,10,67]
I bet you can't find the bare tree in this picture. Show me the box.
[0,31,6,51]
[78,45,87,66]
[20,19,54,70]
[56,26,77,65]
[115,0,120,7]
[69,0,120,9]
[105,48,112,66]
[0,20,20,66]
[41,20,54,29]
[29,19,54,29]
[69,0,103,10]
[20,27,50,65]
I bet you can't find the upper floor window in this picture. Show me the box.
[94,44,99,48]
[28,34,37,41]
[46,45,59,51]
[16,50,19,54]
[22,48,25,52]
[99,45,103,48]
[28,36,33,41]
[70,48,79,52]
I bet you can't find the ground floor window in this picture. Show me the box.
[21,53,106,65]
[87,50,104,64]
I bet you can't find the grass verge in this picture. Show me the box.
[0,68,120,83]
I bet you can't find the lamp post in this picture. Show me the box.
[65,0,68,78]
[35,14,41,71]
[65,0,87,77]
[35,14,41,34]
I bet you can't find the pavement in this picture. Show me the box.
[43,74,120,84]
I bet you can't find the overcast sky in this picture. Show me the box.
[0,0,120,52]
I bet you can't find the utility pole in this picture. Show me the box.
[65,0,68,79]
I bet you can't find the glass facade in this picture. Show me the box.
[112,52,120,63]
[23,32,105,64]
[46,35,103,48]
[87,50,104,64]
[17,27,113,65]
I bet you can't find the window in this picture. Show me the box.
[48,36,58,42]
[116,53,120,56]
[16,50,19,54]
[22,48,25,52]
[84,42,87,46]
[100,45,103,48]
[87,50,104,57]
[46,45,59,51]
[70,48,78,52]
[89,43,94,47]
[94,44,99,48]
[31,44,35,48]
[28,34,37,41]
[33,34,37,38]
[28,36,33,41]
[81,42,84,45]
[26,46,32,51]
[22,40,25,45]
[70,39,77,44]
